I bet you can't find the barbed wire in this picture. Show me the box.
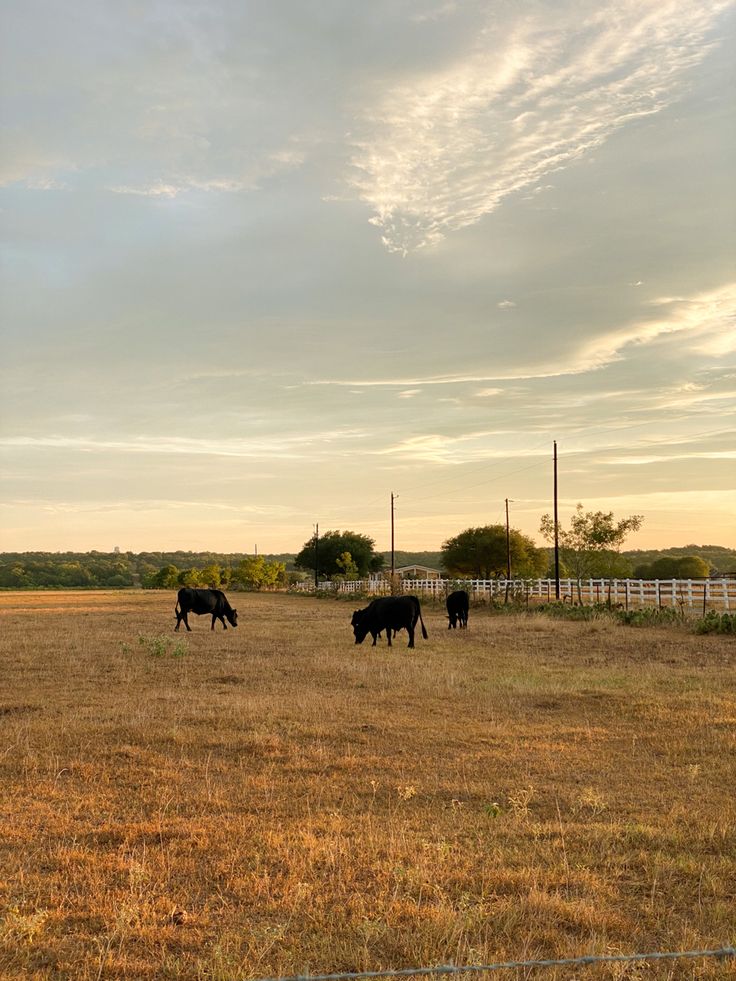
[251,946,735,981]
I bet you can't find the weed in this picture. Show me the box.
[137,634,188,657]
[507,785,534,818]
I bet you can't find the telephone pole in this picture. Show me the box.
[505,497,512,604]
[314,523,319,590]
[553,441,560,600]
[390,493,396,579]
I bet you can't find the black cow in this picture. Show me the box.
[351,595,428,649]
[446,589,469,629]
[175,588,238,631]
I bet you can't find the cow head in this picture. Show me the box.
[351,608,368,645]
[227,608,238,627]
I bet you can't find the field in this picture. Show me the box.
[0,591,734,980]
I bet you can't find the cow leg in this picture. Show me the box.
[387,628,392,647]
[407,624,415,648]
[211,614,217,630]
[182,611,191,631]
[372,633,377,646]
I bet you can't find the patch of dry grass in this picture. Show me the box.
[0,591,734,979]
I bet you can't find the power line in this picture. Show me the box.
[251,945,736,981]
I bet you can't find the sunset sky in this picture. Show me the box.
[1,1,734,554]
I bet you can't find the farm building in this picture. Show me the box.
[395,564,443,580]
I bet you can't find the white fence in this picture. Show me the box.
[300,577,735,611]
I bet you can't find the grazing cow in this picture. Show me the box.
[351,595,428,649]
[446,589,469,629]
[175,588,238,631]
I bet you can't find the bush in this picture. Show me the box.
[616,607,683,627]
[694,611,736,635]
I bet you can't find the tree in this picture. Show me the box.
[633,555,710,579]
[199,563,223,589]
[441,525,547,580]
[231,556,286,591]
[143,564,180,589]
[295,531,384,579]
[334,551,360,581]
[675,555,710,578]
[540,504,643,601]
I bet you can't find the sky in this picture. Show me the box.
[1,0,735,555]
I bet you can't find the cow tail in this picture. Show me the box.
[419,609,428,640]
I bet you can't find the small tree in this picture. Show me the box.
[199,563,222,588]
[144,564,180,589]
[232,556,286,591]
[334,551,360,581]
[540,504,643,602]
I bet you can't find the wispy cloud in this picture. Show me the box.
[0,431,366,460]
[309,282,736,387]
[350,1,732,252]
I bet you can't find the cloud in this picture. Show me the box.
[578,283,736,367]
[0,430,367,460]
[497,300,516,309]
[308,281,736,387]
[350,1,732,252]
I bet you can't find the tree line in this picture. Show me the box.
[1,512,732,590]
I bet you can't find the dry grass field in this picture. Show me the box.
[0,590,734,980]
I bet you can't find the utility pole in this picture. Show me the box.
[505,498,511,604]
[390,493,396,579]
[314,523,319,590]
[254,544,258,557]
[553,441,560,600]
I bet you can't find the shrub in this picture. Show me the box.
[694,611,736,635]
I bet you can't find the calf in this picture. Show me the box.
[446,589,469,629]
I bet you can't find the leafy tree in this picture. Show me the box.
[295,531,383,579]
[231,556,286,591]
[540,504,643,601]
[199,563,223,588]
[633,555,710,579]
[144,564,180,589]
[675,555,710,578]
[334,551,360,581]
[177,568,206,587]
[441,525,547,580]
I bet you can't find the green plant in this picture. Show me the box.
[616,606,683,627]
[694,611,736,635]
[138,635,188,657]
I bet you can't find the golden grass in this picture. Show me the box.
[0,590,734,980]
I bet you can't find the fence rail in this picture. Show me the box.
[296,577,735,611]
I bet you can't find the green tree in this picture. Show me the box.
[334,551,360,581]
[177,568,206,587]
[540,504,643,601]
[199,563,223,588]
[633,555,710,579]
[675,555,710,578]
[143,564,180,589]
[441,525,546,580]
[295,531,383,579]
[232,556,286,591]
